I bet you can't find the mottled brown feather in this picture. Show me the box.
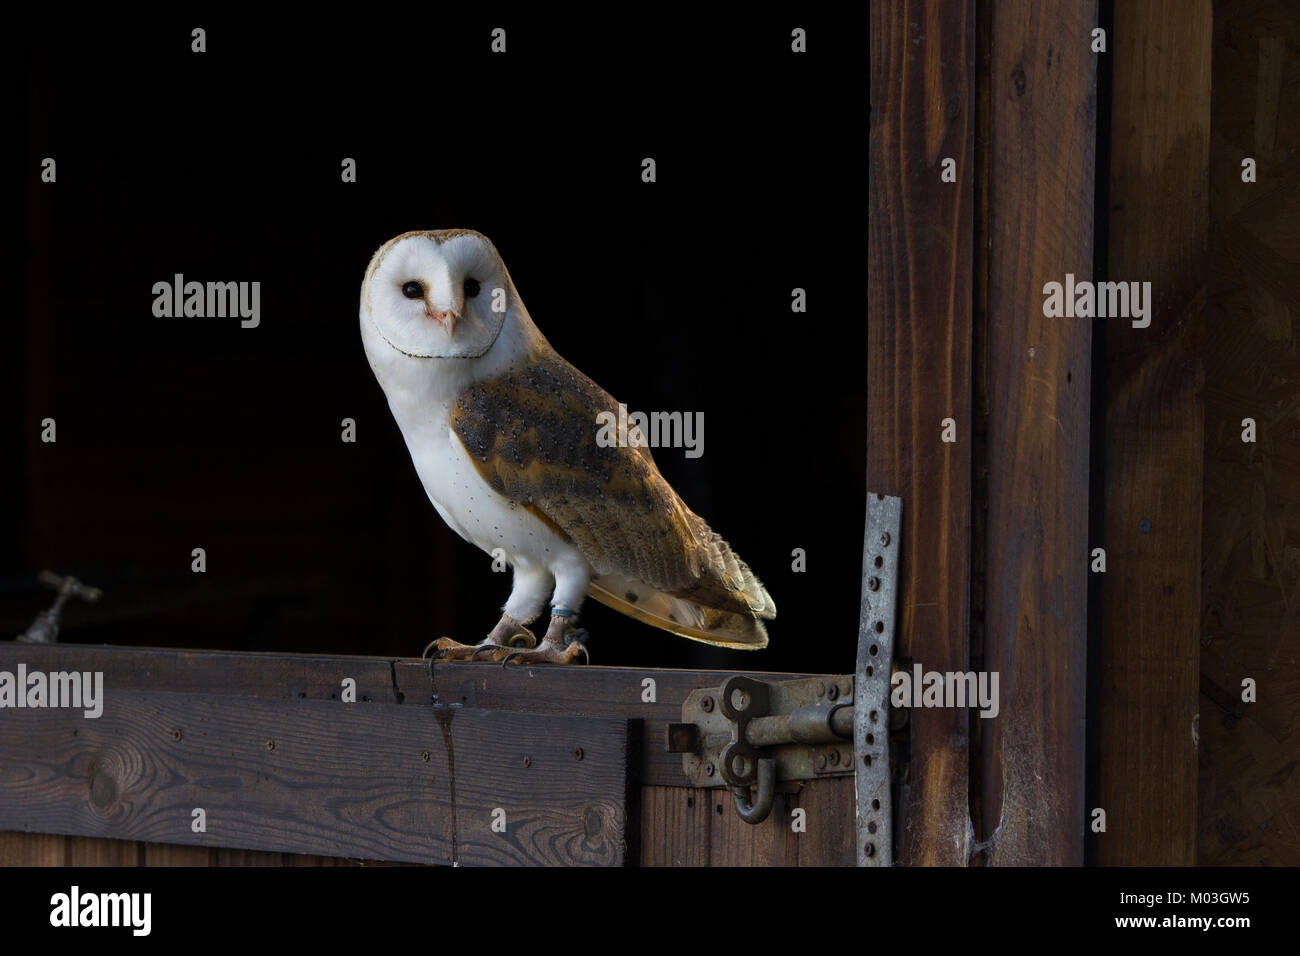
[450,350,775,647]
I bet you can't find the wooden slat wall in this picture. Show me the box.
[1098,0,1212,866]
[1198,0,1300,866]
[868,0,976,867]
[979,0,1095,865]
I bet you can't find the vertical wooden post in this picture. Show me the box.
[1198,0,1300,868]
[1099,0,1211,866]
[868,0,975,866]
[978,0,1096,865]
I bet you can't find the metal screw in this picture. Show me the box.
[704,762,715,777]
[865,843,876,858]
[815,754,827,771]
[868,577,880,591]
[880,532,891,547]
[422,750,430,762]
[829,750,840,766]
[266,740,276,752]
[827,684,839,701]
[701,696,714,713]
[522,755,531,768]
[573,747,584,761]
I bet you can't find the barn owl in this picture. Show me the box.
[359,229,775,663]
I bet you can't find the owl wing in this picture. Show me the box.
[450,351,775,648]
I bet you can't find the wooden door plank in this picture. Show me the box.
[1098,0,1211,866]
[64,836,140,865]
[868,0,975,865]
[0,690,633,866]
[794,777,857,866]
[0,832,65,865]
[142,842,215,865]
[0,644,400,703]
[1198,0,1300,867]
[640,785,711,866]
[707,788,799,867]
[402,660,852,788]
[978,0,1096,866]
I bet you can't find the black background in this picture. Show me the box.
[6,14,870,672]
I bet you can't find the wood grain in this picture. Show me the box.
[0,645,855,865]
[0,832,64,866]
[0,646,853,788]
[1098,0,1211,866]
[142,842,214,865]
[636,779,855,867]
[0,644,401,703]
[980,0,1096,865]
[640,786,711,866]
[403,659,854,788]
[868,0,975,866]
[0,689,633,866]
[794,776,856,866]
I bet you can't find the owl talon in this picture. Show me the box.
[423,637,458,659]
[468,642,514,661]
[425,637,501,662]
[501,637,589,666]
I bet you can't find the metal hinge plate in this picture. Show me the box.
[855,492,901,866]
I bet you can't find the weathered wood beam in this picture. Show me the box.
[0,685,634,866]
[0,643,859,870]
[868,0,975,865]
[1099,0,1211,866]
[979,0,1096,865]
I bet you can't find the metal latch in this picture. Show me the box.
[667,674,856,824]
[665,492,901,868]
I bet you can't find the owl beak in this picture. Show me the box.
[429,308,459,337]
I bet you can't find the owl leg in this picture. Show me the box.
[425,564,550,662]
[500,608,589,665]
[502,560,590,665]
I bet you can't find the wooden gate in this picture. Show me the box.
[0,644,857,866]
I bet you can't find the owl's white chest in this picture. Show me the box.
[386,391,577,575]
[361,303,583,577]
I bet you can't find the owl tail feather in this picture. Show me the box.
[588,574,772,649]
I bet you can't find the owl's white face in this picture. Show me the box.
[361,230,510,360]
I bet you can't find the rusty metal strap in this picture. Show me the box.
[856,493,900,866]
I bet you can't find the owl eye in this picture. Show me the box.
[463,277,481,298]
[401,281,424,299]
